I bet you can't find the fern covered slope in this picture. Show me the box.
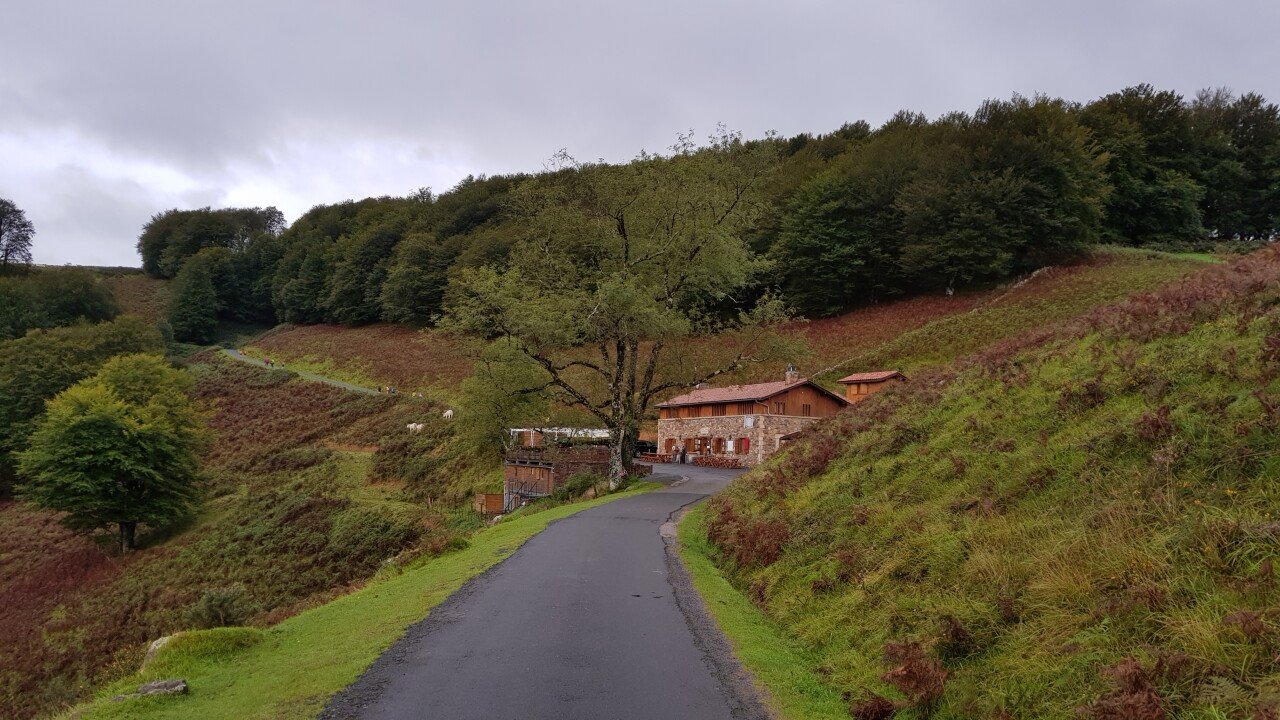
[707,248,1280,719]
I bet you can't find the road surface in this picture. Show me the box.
[321,463,768,720]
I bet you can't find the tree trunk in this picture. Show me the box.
[119,521,137,554]
[607,423,640,490]
[607,432,627,490]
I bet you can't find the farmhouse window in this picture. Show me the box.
[712,404,726,416]
[737,402,754,415]
[739,437,750,453]
[801,403,812,417]
[773,401,785,414]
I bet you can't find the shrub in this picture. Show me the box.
[554,472,605,500]
[189,585,250,629]
[1079,657,1167,720]
[326,507,420,568]
[880,640,948,710]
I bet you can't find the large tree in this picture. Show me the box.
[1082,85,1205,245]
[0,198,35,275]
[168,251,221,344]
[0,316,163,496]
[16,354,207,553]
[138,206,285,278]
[446,130,794,483]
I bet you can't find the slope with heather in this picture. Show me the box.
[704,248,1280,718]
[233,249,1209,404]
[0,352,493,720]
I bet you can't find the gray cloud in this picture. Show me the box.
[2,0,1277,265]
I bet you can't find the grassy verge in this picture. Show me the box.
[678,505,848,720]
[69,483,658,720]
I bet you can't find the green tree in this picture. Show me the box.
[0,317,164,495]
[774,129,918,315]
[1083,85,1205,244]
[16,354,207,553]
[0,198,35,275]
[1190,89,1280,240]
[380,232,452,323]
[169,253,220,343]
[0,268,119,340]
[455,339,553,456]
[446,130,794,482]
[325,223,402,324]
[137,206,285,278]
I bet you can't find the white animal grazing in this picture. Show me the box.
[442,409,455,420]
[406,422,426,434]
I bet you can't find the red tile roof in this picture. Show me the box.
[657,378,849,408]
[657,380,796,407]
[836,370,904,384]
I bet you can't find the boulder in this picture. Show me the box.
[141,635,173,669]
[138,679,188,696]
[112,678,188,702]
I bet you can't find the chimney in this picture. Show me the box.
[784,363,800,384]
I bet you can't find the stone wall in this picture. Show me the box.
[657,414,821,466]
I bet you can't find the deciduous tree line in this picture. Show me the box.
[147,85,1279,340]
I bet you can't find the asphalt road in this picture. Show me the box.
[321,463,769,720]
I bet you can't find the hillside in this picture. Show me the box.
[0,248,1212,718]
[239,249,1209,403]
[0,352,490,719]
[96,272,170,324]
[703,247,1280,718]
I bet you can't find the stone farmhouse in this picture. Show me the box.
[655,366,904,466]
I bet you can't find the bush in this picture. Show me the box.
[189,585,250,629]
[553,472,605,500]
[326,507,420,568]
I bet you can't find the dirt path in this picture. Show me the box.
[221,348,383,396]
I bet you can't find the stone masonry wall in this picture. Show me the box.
[657,414,821,466]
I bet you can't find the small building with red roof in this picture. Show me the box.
[836,370,906,403]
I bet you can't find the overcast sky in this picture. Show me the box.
[3,0,1277,266]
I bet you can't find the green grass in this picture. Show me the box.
[706,249,1280,718]
[678,505,849,720]
[69,483,659,719]
[816,247,1207,385]
[238,348,385,391]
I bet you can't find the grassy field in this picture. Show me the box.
[99,272,170,323]
[245,324,478,399]
[679,506,849,720]
[811,248,1212,386]
[701,248,1280,718]
[66,482,657,719]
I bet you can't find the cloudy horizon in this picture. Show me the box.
[3,0,1277,267]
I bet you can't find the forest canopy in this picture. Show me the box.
[144,85,1280,334]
